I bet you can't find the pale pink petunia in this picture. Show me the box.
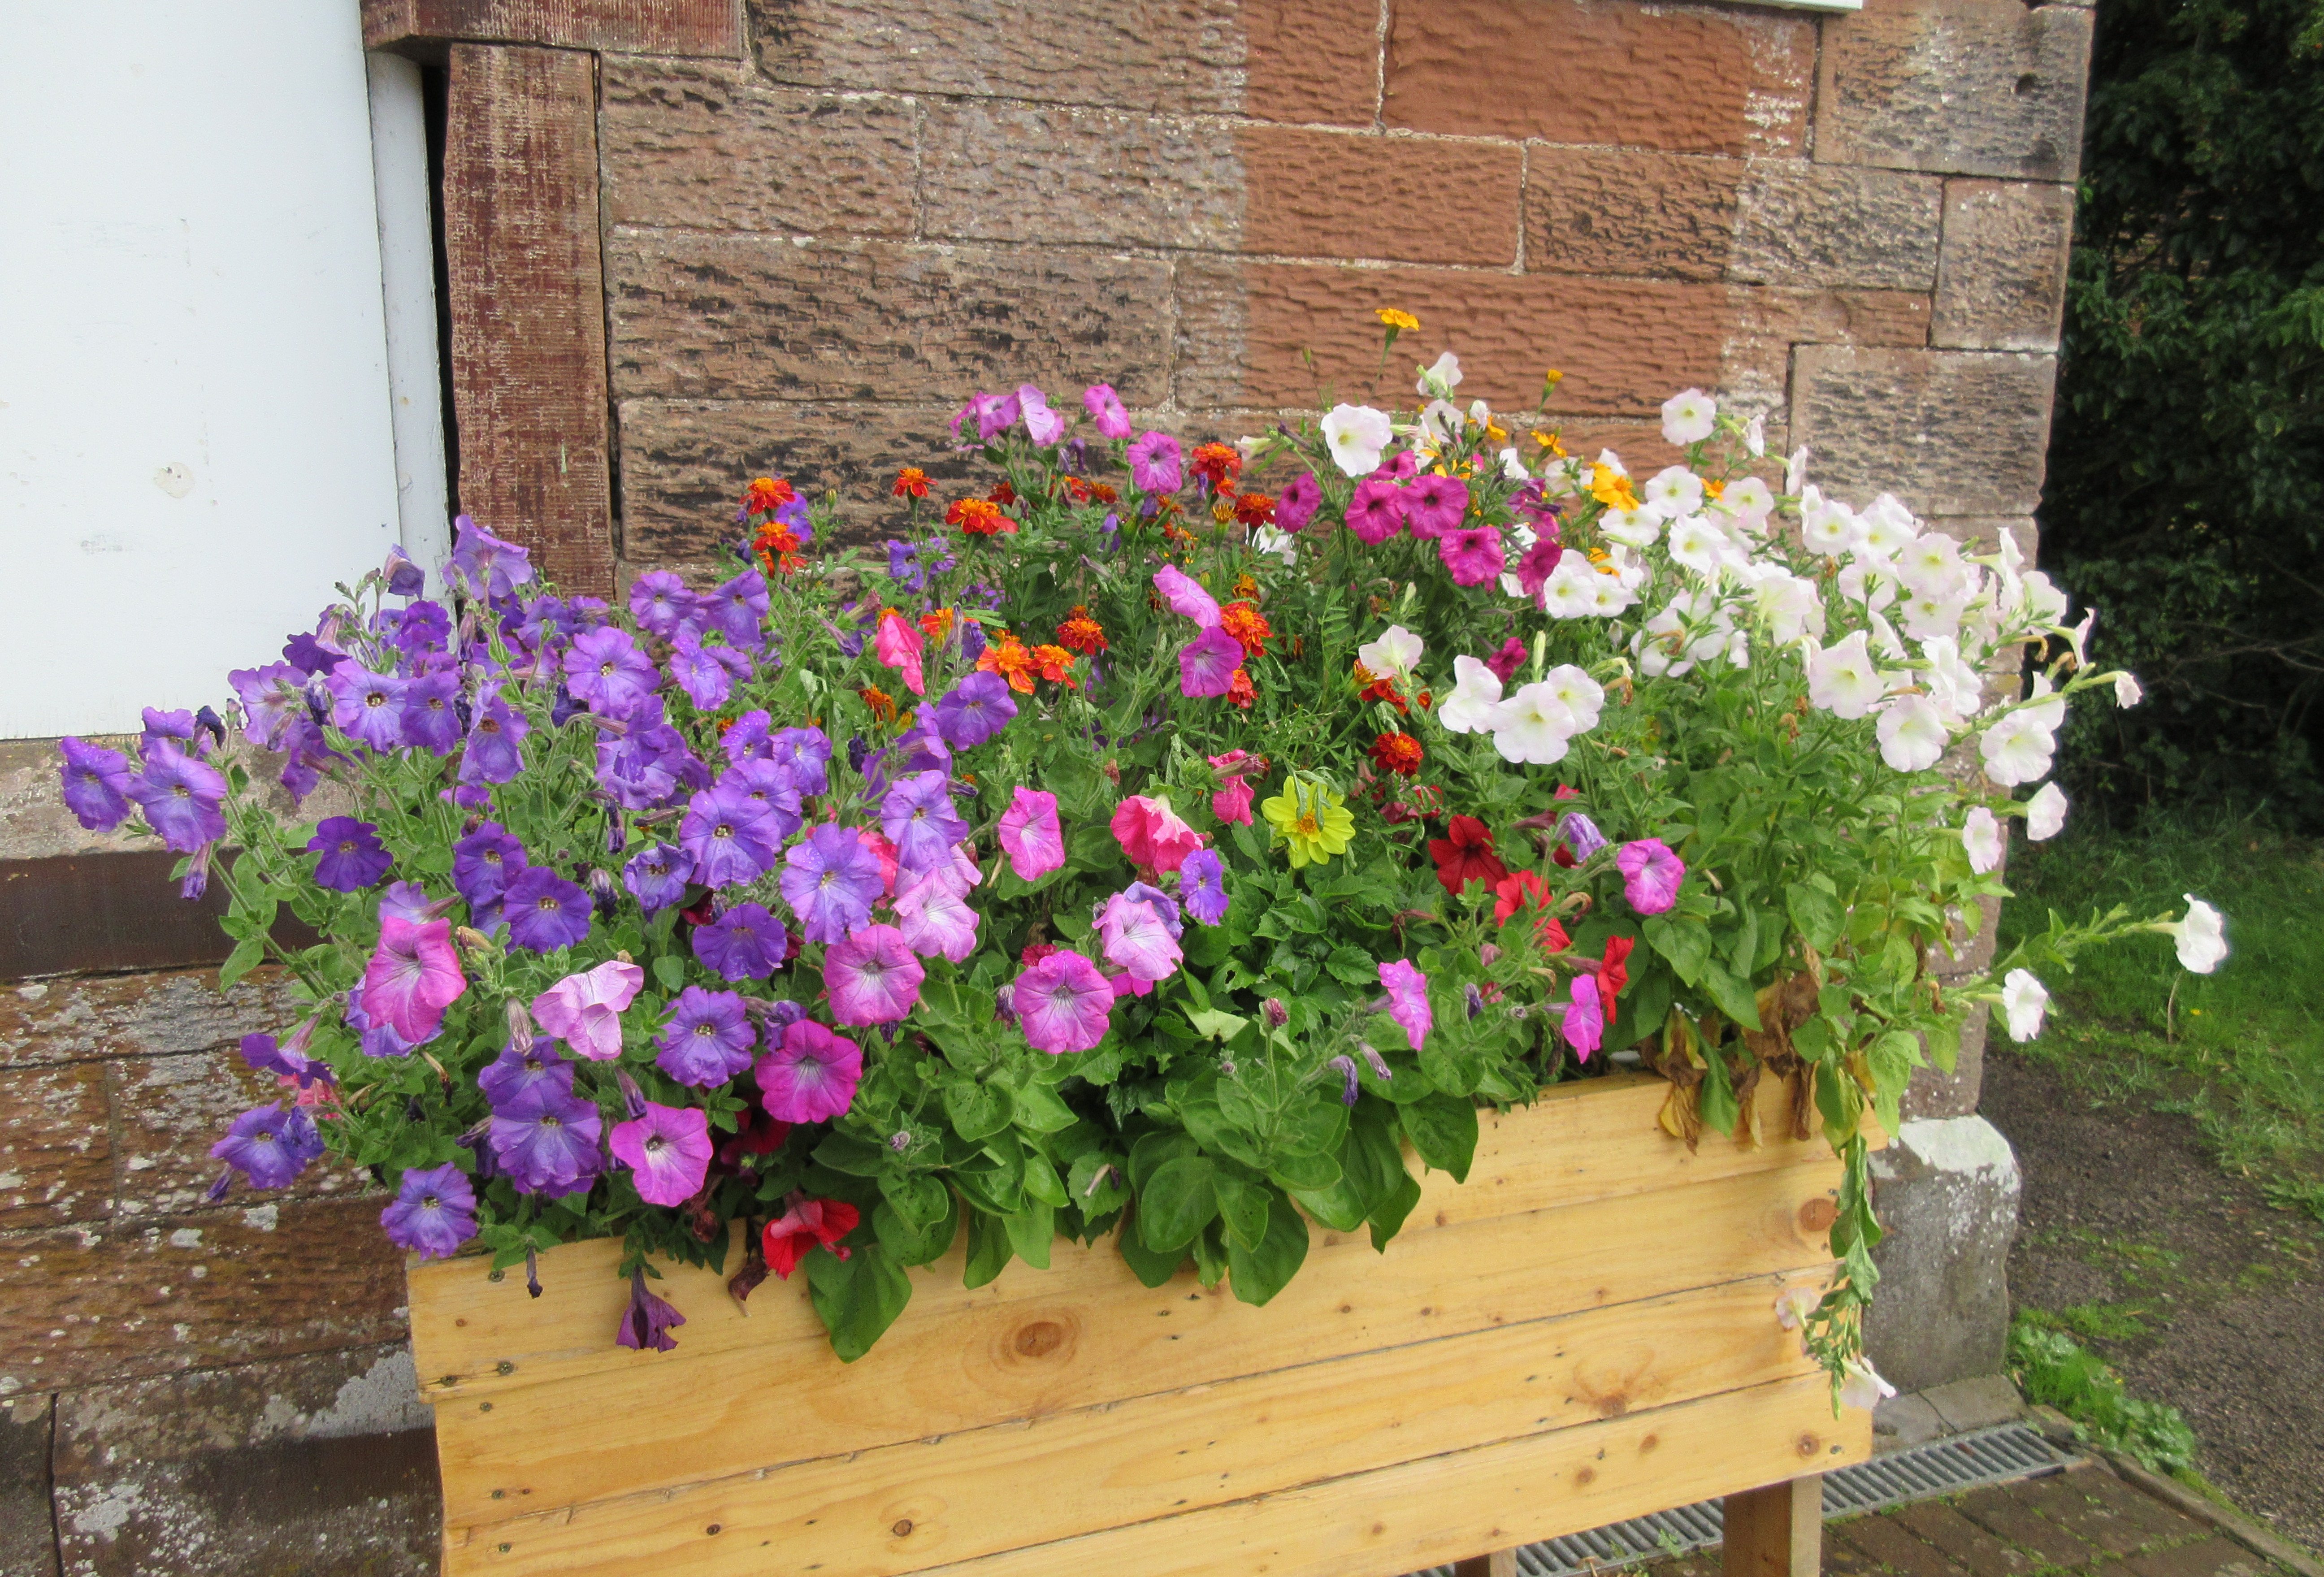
[360,916,467,1044]
[1012,949,1114,1055]
[874,609,926,696]
[609,1101,712,1206]
[1099,891,1182,984]
[998,787,1065,881]
[1378,959,1431,1052]
[532,958,645,1061]
[1153,564,1221,628]
[824,923,925,1026]
[1111,794,1206,876]
[895,873,980,963]
[756,1020,863,1123]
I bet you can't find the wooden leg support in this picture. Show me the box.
[1724,1474,1823,1577]
[1451,1552,1518,1577]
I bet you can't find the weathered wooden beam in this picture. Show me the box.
[363,0,742,57]
[1723,1473,1824,1577]
[442,42,619,595]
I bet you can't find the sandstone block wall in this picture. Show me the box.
[1,0,2090,1568]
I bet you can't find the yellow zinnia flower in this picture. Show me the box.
[1261,778,1355,869]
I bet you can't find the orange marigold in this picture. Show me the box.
[1031,644,1077,686]
[859,685,897,723]
[1057,607,1109,655]
[1091,481,1119,505]
[1226,667,1257,710]
[1353,663,1412,715]
[945,497,1017,537]
[740,476,794,516]
[893,467,930,498]
[1370,731,1424,776]
[1233,490,1276,528]
[977,637,1037,694]
[1190,442,1243,490]
[989,480,1017,507]
[752,523,804,576]
[919,607,955,643]
[1218,600,1271,659]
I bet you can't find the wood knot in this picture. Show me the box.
[1575,1467,1596,1486]
[1640,1433,1660,1453]
[1797,1198,1838,1233]
[1013,1320,1067,1358]
[892,1520,914,1538]
[1795,1432,1822,1457]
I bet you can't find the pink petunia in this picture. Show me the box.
[824,923,925,1025]
[756,1020,863,1123]
[1098,891,1182,985]
[1111,794,1206,876]
[1616,838,1686,916]
[856,827,900,898]
[609,1101,713,1206]
[1177,627,1245,698]
[1404,472,1470,539]
[1212,778,1255,826]
[1012,949,1114,1055]
[1345,477,1409,545]
[531,958,644,1061]
[360,916,466,1044]
[1438,526,1506,587]
[1559,972,1604,1060]
[998,787,1065,881]
[1379,959,1431,1051]
[1083,383,1132,440]
[1153,564,1221,628]
[895,872,980,963]
[874,609,926,697]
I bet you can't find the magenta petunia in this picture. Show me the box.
[1153,564,1220,628]
[874,610,926,698]
[1344,477,1409,545]
[1379,958,1431,1052]
[532,958,644,1061]
[1404,472,1470,539]
[1275,471,1322,533]
[1616,838,1686,916]
[1560,972,1604,1060]
[1018,383,1065,444]
[997,786,1065,882]
[757,1019,863,1123]
[1098,890,1182,985]
[1084,383,1132,440]
[824,923,925,1026]
[1110,794,1206,875]
[1177,627,1245,698]
[1127,431,1183,494]
[1012,949,1113,1055]
[1437,525,1506,586]
[360,916,467,1044]
[610,1101,713,1207]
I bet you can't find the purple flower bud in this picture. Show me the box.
[616,1069,648,1122]
[1465,983,1486,1020]
[204,1167,233,1203]
[504,1000,535,1055]
[524,1244,541,1299]
[193,706,228,751]
[888,1130,911,1153]
[1262,997,1288,1029]
[1359,1042,1393,1082]
[1326,1054,1359,1106]
[1558,811,1608,860]
[179,842,213,901]
[615,1269,685,1352]
[384,544,426,597]
[587,867,621,918]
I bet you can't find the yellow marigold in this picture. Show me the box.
[1533,428,1566,458]
[1377,308,1420,332]
[1590,462,1640,513]
[1262,778,1355,870]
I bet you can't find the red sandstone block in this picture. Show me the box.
[1242,125,1521,264]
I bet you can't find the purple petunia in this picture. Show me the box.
[479,1040,575,1109]
[928,672,1017,750]
[459,689,530,787]
[1558,810,1608,860]
[564,627,659,720]
[240,1029,334,1093]
[756,1019,863,1123]
[1128,431,1183,494]
[380,1163,477,1259]
[693,901,788,981]
[57,737,133,832]
[399,672,462,754]
[655,986,756,1087]
[881,770,969,876]
[1179,849,1229,927]
[1177,627,1246,699]
[623,842,690,916]
[629,570,695,638]
[127,739,228,852]
[668,627,753,711]
[1275,471,1322,533]
[488,1079,603,1196]
[678,780,784,889]
[767,727,832,796]
[325,663,409,751]
[446,515,534,600]
[703,569,769,650]
[451,822,526,911]
[780,823,885,944]
[503,865,592,953]
[306,817,392,892]
[210,1103,323,1191]
[615,1269,686,1352]
[721,758,803,841]
[228,664,308,752]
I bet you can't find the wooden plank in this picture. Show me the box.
[0,850,317,981]
[438,1269,1834,1541]
[453,1372,1869,1577]
[1725,1475,1823,1577]
[1452,1554,1518,1577]
[443,43,618,596]
[365,0,743,56]
[409,1075,1843,1401]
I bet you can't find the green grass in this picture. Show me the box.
[1995,813,2324,1203]
[2008,1318,2200,1473]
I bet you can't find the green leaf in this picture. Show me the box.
[963,1208,1014,1288]
[1184,1006,1249,1043]
[872,1194,958,1267]
[1643,915,1712,987]
[217,935,266,992]
[651,954,688,993]
[943,1081,1011,1143]
[1116,1211,1187,1287]
[1400,1094,1479,1183]
[1699,1048,1741,1136]
[1068,1151,1130,1216]
[1227,1191,1310,1306]
[1138,1156,1219,1252]
[807,1240,912,1362]
[1266,1148,1343,1193]
[811,1131,892,1178]
[1698,959,1764,1030]
[1009,1081,1078,1134]
[1324,945,1378,986]
[1129,1130,1198,1190]
[878,1171,950,1230]
[1020,1148,1070,1209]
[1004,1201,1055,1269]
[1368,1167,1424,1252]
[1212,1172,1271,1250]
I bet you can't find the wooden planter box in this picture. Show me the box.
[408,1074,1870,1577]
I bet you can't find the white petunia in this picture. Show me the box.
[2022,673,2067,731]
[1322,404,1393,478]
[1899,589,1968,643]
[1877,695,1949,773]
[1802,493,1865,556]
[1837,557,1898,613]
[1808,630,1885,719]
[1643,465,1706,520]
[2001,969,2050,1042]
[1417,350,1463,399]
[1357,624,1424,681]
[1541,664,1605,733]
[2020,569,2069,626]
[1774,1285,1819,1332]
[1540,553,1602,619]
[1856,495,1918,561]
[1996,524,2025,573]
[2066,609,2097,667]
[2115,672,2144,707]
[2168,897,2229,974]
[1419,398,1466,447]
[1636,592,1734,678]
[1497,446,1528,481]
[1661,388,1717,446]
[1666,515,1732,576]
[1785,445,1811,495]
[1716,474,1776,534]
[1839,1356,1898,1412]
[1961,806,2004,873]
[1869,610,1908,662]
[1753,572,1826,645]
[1489,682,1578,765]
[1978,709,2056,787]
[1897,532,1969,600]
[1438,655,1505,735]
[2025,782,2068,841]
[1600,506,1663,548]
[1921,637,1986,725]
[1251,526,1297,565]
[1743,414,1767,459]
[1584,571,1642,618]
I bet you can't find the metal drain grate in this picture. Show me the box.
[1412,1422,2073,1577]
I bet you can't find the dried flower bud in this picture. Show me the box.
[1464,983,1486,1021]
[504,1000,535,1055]
[453,926,493,957]
[1480,943,1500,967]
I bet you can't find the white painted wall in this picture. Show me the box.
[0,4,408,738]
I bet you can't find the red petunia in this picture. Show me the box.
[1597,935,1635,1027]
[1492,871,1570,950]
[1428,814,1508,897]
[762,1195,859,1280]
